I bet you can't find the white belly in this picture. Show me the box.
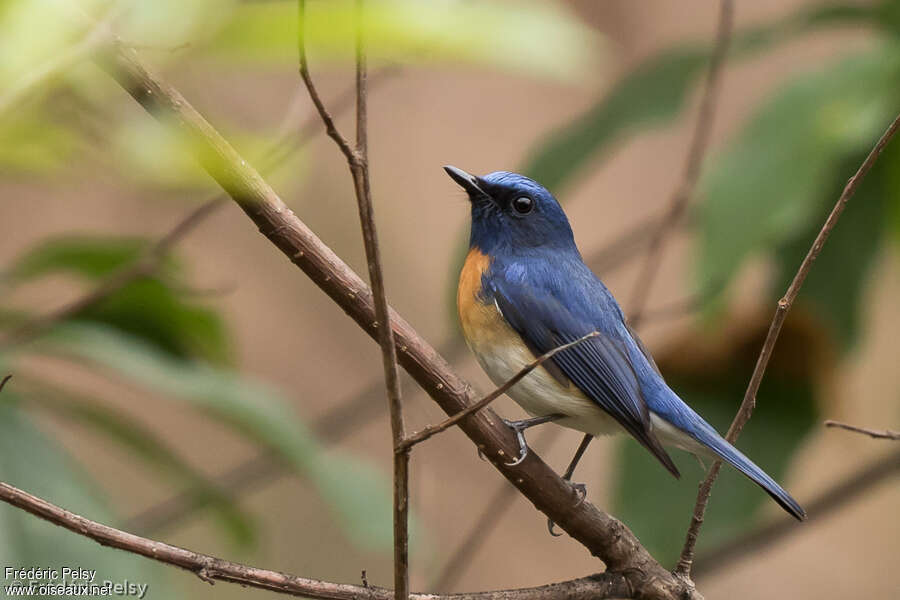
[469,339,621,437]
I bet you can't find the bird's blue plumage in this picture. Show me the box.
[446,166,806,520]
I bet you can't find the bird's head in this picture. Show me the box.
[444,166,576,255]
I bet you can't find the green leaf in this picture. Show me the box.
[76,279,232,365]
[697,46,900,301]
[521,1,889,192]
[8,236,152,281]
[0,396,178,597]
[5,235,229,364]
[206,0,600,80]
[38,323,399,551]
[611,319,819,565]
[20,381,255,548]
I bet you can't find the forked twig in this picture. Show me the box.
[297,1,408,596]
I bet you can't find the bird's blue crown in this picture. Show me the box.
[460,170,577,256]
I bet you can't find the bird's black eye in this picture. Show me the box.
[512,196,534,215]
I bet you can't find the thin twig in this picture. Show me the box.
[0,374,11,395]
[298,1,409,595]
[627,0,734,324]
[824,420,900,441]
[674,110,900,579]
[0,480,638,600]
[400,332,600,450]
[693,449,900,578]
[95,37,699,600]
[297,0,358,163]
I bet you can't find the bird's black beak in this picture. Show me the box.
[444,165,487,198]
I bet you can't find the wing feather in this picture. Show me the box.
[492,280,679,477]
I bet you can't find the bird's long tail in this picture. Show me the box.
[687,418,806,520]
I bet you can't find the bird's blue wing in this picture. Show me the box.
[490,277,680,477]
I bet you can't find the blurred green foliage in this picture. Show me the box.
[1,0,899,586]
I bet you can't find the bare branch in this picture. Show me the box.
[325,1,410,595]
[693,449,900,578]
[400,332,600,450]
[0,480,639,600]
[0,374,11,395]
[675,110,900,579]
[93,37,698,599]
[297,0,358,163]
[825,420,900,441]
[627,0,734,324]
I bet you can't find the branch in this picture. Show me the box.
[299,1,410,595]
[296,0,357,162]
[824,420,900,441]
[0,374,11,394]
[674,110,900,578]
[627,0,734,324]
[400,332,600,450]
[0,480,637,600]
[93,37,696,600]
[693,449,900,578]
[125,206,699,536]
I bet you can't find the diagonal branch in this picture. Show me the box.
[93,37,697,600]
[0,374,11,394]
[674,110,900,579]
[0,480,636,600]
[824,420,900,441]
[400,332,600,450]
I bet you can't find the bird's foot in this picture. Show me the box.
[547,480,588,536]
[501,418,531,466]
[500,414,562,467]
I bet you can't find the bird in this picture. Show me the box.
[444,165,806,521]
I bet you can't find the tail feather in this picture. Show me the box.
[691,421,806,521]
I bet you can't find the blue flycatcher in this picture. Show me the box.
[446,166,805,521]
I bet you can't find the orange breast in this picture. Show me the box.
[457,248,507,348]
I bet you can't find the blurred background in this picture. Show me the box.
[0,0,898,598]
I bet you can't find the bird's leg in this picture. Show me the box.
[548,433,593,536]
[501,414,562,466]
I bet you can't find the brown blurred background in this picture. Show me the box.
[1,1,898,599]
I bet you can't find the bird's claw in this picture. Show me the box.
[546,480,588,537]
[547,518,563,537]
[476,447,487,462]
[501,419,531,466]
